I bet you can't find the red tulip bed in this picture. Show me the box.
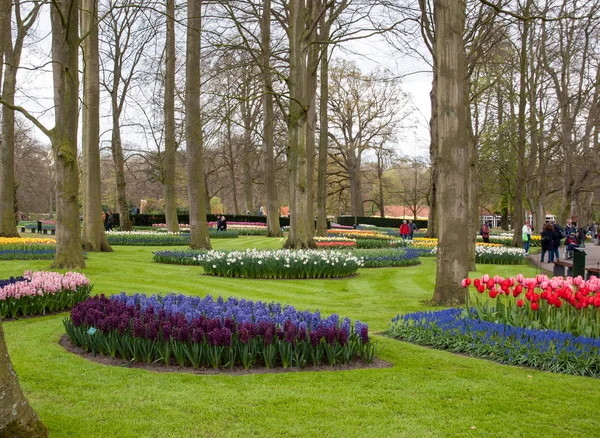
[386,274,600,377]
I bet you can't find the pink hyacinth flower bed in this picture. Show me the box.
[0,271,92,319]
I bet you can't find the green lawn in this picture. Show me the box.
[2,237,598,437]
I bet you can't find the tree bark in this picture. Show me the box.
[431,0,469,306]
[0,0,18,237]
[82,0,112,252]
[186,0,211,249]
[426,65,438,238]
[0,316,48,436]
[163,0,179,233]
[284,0,314,249]
[51,0,85,269]
[316,3,330,237]
[512,0,532,247]
[240,95,254,214]
[261,0,281,237]
[304,2,319,234]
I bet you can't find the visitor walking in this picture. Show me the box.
[106,211,114,231]
[552,221,564,262]
[399,220,410,240]
[522,221,532,256]
[540,223,556,263]
[216,216,223,231]
[480,222,490,243]
[409,220,418,240]
[221,216,227,231]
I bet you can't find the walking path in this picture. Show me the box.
[528,240,600,276]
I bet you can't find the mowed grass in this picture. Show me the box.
[1,237,599,437]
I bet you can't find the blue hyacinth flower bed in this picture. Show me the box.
[64,293,380,369]
[386,308,600,378]
[0,249,56,260]
[153,250,207,265]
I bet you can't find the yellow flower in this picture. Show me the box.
[0,237,55,246]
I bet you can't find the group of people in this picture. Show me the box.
[215,216,228,231]
[528,218,594,263]
[399,220,419,240]
[102,211,114,231]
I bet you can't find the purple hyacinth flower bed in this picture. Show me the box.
[64,293,380,369]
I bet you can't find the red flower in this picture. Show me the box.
[531,302,539,311]
[477,285,485,293]
[517,299,524,307]
[489,289,499,299]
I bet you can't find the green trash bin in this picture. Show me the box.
[573,248,586,277]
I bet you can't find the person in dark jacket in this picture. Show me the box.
[540,223,556,263]
[552,221,563,262]
[216,216,223,231]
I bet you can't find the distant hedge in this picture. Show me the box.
[111,213,290,228]
[336,216,428,229]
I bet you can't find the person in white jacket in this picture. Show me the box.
[522,221,532,256]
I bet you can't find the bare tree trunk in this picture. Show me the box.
[241,97,254,214]
[426,66,438,238]
[51,0,85,269]
[0,0,37,237]
[82,0,112,252]
[0,316,48,436]
[0,0,18,237]
[316,5,330,236]
[432,0,469,306]
[284,0,314,249]
[304,2,319,234]
[261,0,281,237]
[163,0,179,233]
[226,119,240,215]
[110,115,131,230]
[186,0,211,249]
[512,0,532,247]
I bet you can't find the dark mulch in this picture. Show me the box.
[59,334,392,376]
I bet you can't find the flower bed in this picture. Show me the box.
[208,222,268,236]
[386,308,600,377]
[355,238,401,249]
[314,236,357,249]
[474,246,524,264]
[63,293,378,369]
[477,234,542,247]
[197,249,362,279]
[153,250,206,265]
[327,229,395,241]
[348,248,421,268]
[106,230,238,245]
[0,271,91,318]
[462,274,600,338]
[0,237,56,260]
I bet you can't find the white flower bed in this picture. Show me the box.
[196,249,363,279]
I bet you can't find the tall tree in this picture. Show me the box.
[82,0,112,252]
[163,0,179,232]
[186,0,211,249]
[284,0,314,249]
[260,0,281,237]
[51,0,86,268]
[0,0,85,268]
[100,0,155,231]
[0,0,41,237]
[432,0,470,305]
